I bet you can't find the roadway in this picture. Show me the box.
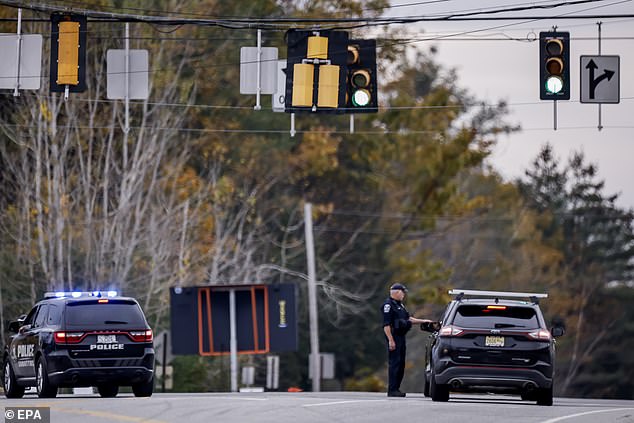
[2,391,634,423]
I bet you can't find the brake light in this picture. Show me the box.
[98,299,109,303]
[528,329,552,341]
[54,331,85,344]
[439,325,464,337]
[128,329,153,342]
[486,305,507,310]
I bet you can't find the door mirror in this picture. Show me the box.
[8,314,27,333]
[420,321,441,333]
[551,326,565,338]
[8,321,20,333]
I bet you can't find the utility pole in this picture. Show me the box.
[304,202,320,391]
[229,288,238,392]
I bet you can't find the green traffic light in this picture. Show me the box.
[352,89,371,107]
[545,75,563,94]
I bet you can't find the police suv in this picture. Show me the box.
[3,291,154,398]
[421,289,565,406]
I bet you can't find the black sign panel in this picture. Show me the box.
[170,287,199,355]
[268,283,298,352]
[169,284,297,355]
[284,29,349,114]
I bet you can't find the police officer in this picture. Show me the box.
[382,283,431,397]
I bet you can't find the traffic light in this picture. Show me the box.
[285,30,348,113]
[50,14,87,93]
[345,39,378,113]
[539,31,570,100]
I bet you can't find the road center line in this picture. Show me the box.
[51,406,167,423]
[303,400,388,407]
[540,407,634,423]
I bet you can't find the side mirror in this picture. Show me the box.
[551,326,565,338]
[7,314,27,333]
[8,321,20,333]
[420,321,441,333]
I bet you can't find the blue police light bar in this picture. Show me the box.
[44,290,119,299]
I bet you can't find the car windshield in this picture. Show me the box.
[453,304,541,330]
[65,300,147,328]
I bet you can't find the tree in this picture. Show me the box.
[519,144,634,396]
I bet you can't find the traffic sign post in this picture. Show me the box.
[580,55,619,104]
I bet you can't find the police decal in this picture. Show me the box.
[383,304,391,313]
[90,343,124,351]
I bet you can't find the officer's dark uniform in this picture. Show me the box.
[382,285,412,395]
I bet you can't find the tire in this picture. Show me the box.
[423,371,430,397]
[35,359,58,398]
[132,376,154,397]
[536,387,553,406]
[4,360,25,398]
[521,392,537,401]
[429,368,449,402]
[97,384,119,398]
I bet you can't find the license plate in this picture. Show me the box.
[485,336,505,347]
[97,335,117,344]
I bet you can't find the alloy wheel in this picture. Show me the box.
[4,362,10,392]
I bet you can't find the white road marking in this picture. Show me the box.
[540,408,634,423]
[146,395,267,401]
[303,400,388,407]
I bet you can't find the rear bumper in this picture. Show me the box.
[48,366,153,387]
[45,348,154,387]
[434,364,552,391]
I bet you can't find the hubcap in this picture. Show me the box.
[4,362,10,391]
[37,363,43,393]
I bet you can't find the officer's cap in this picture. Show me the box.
[390,283,408,292]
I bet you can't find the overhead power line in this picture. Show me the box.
[0,0,632,31]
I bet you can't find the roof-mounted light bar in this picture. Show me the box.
[448,289,548,303]
[44,290,119,299]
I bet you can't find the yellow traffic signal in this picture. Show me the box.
[50,14,87,93]
[317,64,340,108]
[57,21,80,85]
[284,30,348,113]
[292,63,314,107]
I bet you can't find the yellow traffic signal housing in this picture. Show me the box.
[57,21,80,85]
[50,14,87,93]
[317,64,340,108]
[307,36,328,60]
[284,30,349,113]
[292,63,314,107]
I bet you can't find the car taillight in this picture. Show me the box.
[528,329,552,341]
[128,329,153,342]
[439,325,464,337]
[54,331,85,344]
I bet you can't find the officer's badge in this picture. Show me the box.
[383,304,391,313]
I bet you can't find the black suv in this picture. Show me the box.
[3,291,154,398]
[421,289,565,406]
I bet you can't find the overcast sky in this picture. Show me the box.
[387,0,634,209]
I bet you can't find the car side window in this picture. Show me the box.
[23,306,39,326]
[47,304,62,326]
[441,302,455,325]
[33,304,49,328]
